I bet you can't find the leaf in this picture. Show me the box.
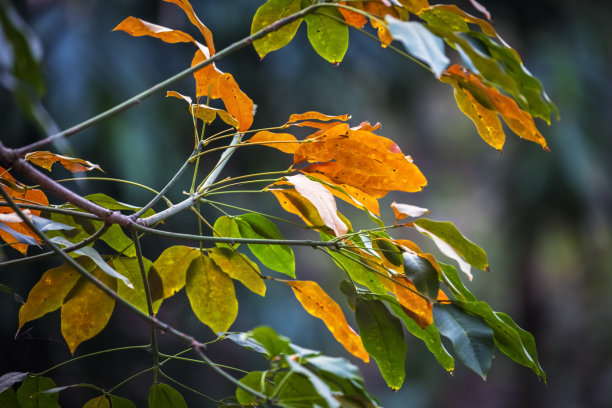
[208,247,266,296]
[113,17,197,44]
[413,218,488,280]
[306,173,381,217]
[247,131,300,154]
[304,5,349,64]
[235,372,272,405]
[16,376,60,408]
[468,0,491,20]
[0,220,38,246]
[213,215,242,249]
[61,268,117,353]
[236,213,295,277]
[148,383,187,408]
[284,280,369,362]
[391,276,433,328]
[433,303,494,379]
[338,2,367,29]
[83,396,110,408]
[455,300,546,381]
[251,0,303,59]
[268,186,328,232]
[355,297,406,390]
[286,111,351,124]
[18,262,82,330]
[0,372,28,394]
[113,257,161,314]
[186,255,238,333]
[371,236,403,267]
[421,5,495,36]
[284,357,341,408]
[167,90,240,128]
[0,387,19,408]
[439,262,476,302]
[24,151,102,173]
[163,0,216,54]
[152,245,200,300]
[385,16,449,77]
[402,252,440,302]
[274,371,326,407]
[391,201,429,221]
[109,395,138,408]
[246,326,293,358]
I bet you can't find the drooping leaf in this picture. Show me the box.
[16,376,60,408]
[268,186,329,232]
[236,213,295,277]
[151,245,200,300]
[61,268,117,353]
[163,0,216,54]
[0,372,28,394]
[304,6,349,64]
[208,247,266,296]
[391,276,433,328]
[167,90,240,128]
[148,383,187,408]
[433,303,494,379]
[186,255,238,333]
[247,131,300,154]
[306,173,381,217]
[391,201,429,221]
[284,280,369,362]
[286,111,351,124]
[24,151,102,173]
[355,297,406,389]
[113,17,197,44]
[402,252,440,302]
[0,387,19,408]
[385,16,450,77]
[439,262,476,302]
[112,257,161,314]
[82,396,110,408]
[284,357,341,408]
[251,0,303,59]
[18,261,82,330]
[413,218,488,280]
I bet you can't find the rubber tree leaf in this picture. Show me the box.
[402,252,440,302]
[236,213,295,277]
[413,218,488,280]
[0,372,28,394]
[306,173,381,217]
[113,257,161,314]
[455,300,546,381]
[251,0,303,59]
[18,262,81,330]
[16,376,60,408]
[247,130,300,154]
[355,297,407,389]
[268,186,330,232]
[304,5,349,64]
[213,215,242,249]
[151,245,200,300]
[109,395,137,408]
[61,268,117,353]
[245,326,293,358]
[0,387,19,408]
[385,16,449,77]
[186,255,238,333]
[235,371,272,405]
[285,357,341,408]
[148,383,187,408]
[433,303,494,379]
[83,396,110,408]
[208,247,266,296]
[24,151,102,173]
[284,280,369,362]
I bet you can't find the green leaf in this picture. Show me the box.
[109,395,138,408]
[274,371,326,407]
[113,257,160,314]
[0,372,28,394]
[208,247,266,296]
[236,213,295,277]
[385,16,450,77]
[355,297,406,390]
[213,215,242,249]
[402,252,440,302]
[439,262,476,302]
[248,326,293,358]
[370,232,403,267]
[83,396,110,408]
[148,383,187,408]
[413,218,488,280]
[454,300,546,381]
[0,387,20,408]
[284,356,340,408]
[433,303,494,379]
[16,376,60,408]
[235,371,272,405]
[151,245,200,300]
[304,5,349,64]
[186,255,238,333]
[251,0,303,59]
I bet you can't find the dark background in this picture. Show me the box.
[1,0,611,407]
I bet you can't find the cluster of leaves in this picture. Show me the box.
[0,0,555,406]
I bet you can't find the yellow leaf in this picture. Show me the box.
[391,276,433,328]
[306,173,380,216]
[82,396,110,408]
[268,187,328,230]
[61,268,117,353]
[192,105,239,129]
[400,0,431,14]
[247,131,300,154]
[186,255,238,333]
[163,0,216,54]
[24,151,103,173]
[429,4,495,36]
[208,247,266,297]
[152,245,200,300]
[391,201,429,221]
[285,111,351,124]
[18,262,82,330]
[284,280,369,362]
[112,257,162,314]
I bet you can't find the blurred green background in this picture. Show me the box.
[1,0,611,407]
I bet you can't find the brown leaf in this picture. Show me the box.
[163,0,216,54]
[247,131,300,154]
[284,280,369,362]
[391,201,429,221]
[24,151,103,173]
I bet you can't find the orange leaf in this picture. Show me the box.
[393,239,441,274]
[0,167,49,254]
[338,2,367,28]
[351,121,381,132]
[284,280,369,362]
[306,173,380,216]
[163,0,215,54]
[268,188,327,230]
[391,201,429,221]
[247,131,300,154]
[24,151,103,173]
[113,16,196,44]
[392,275,433,328]
[284,174,347,237]
[286,111,351,125]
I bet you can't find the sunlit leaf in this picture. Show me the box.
[305,5,349,64]
[163,0,216,54]
[112,257,160,314]
[16,376,60,408]
[284,280,369,362]
[148,383,187,408]
[433,303,493,379]
[167,91,239,128]
[421,5,495,36]
[213,215,242,249]
[386,16,449,77]
[391,201,429,221]
[186,255,237,333]
[247,131,300,154]
[338,2,367,29]
[151,245,200,300]
[82,396,110,408]
[251,0,303,59]
[306,173,381,217]
[18,261,82,330]
[24,151,102,173]
[286,111,351,124]
[391,276,433,328]
[355,297,406,389]
[208,247,266,296]
[397,0,430,15]
[113,17,196,44]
